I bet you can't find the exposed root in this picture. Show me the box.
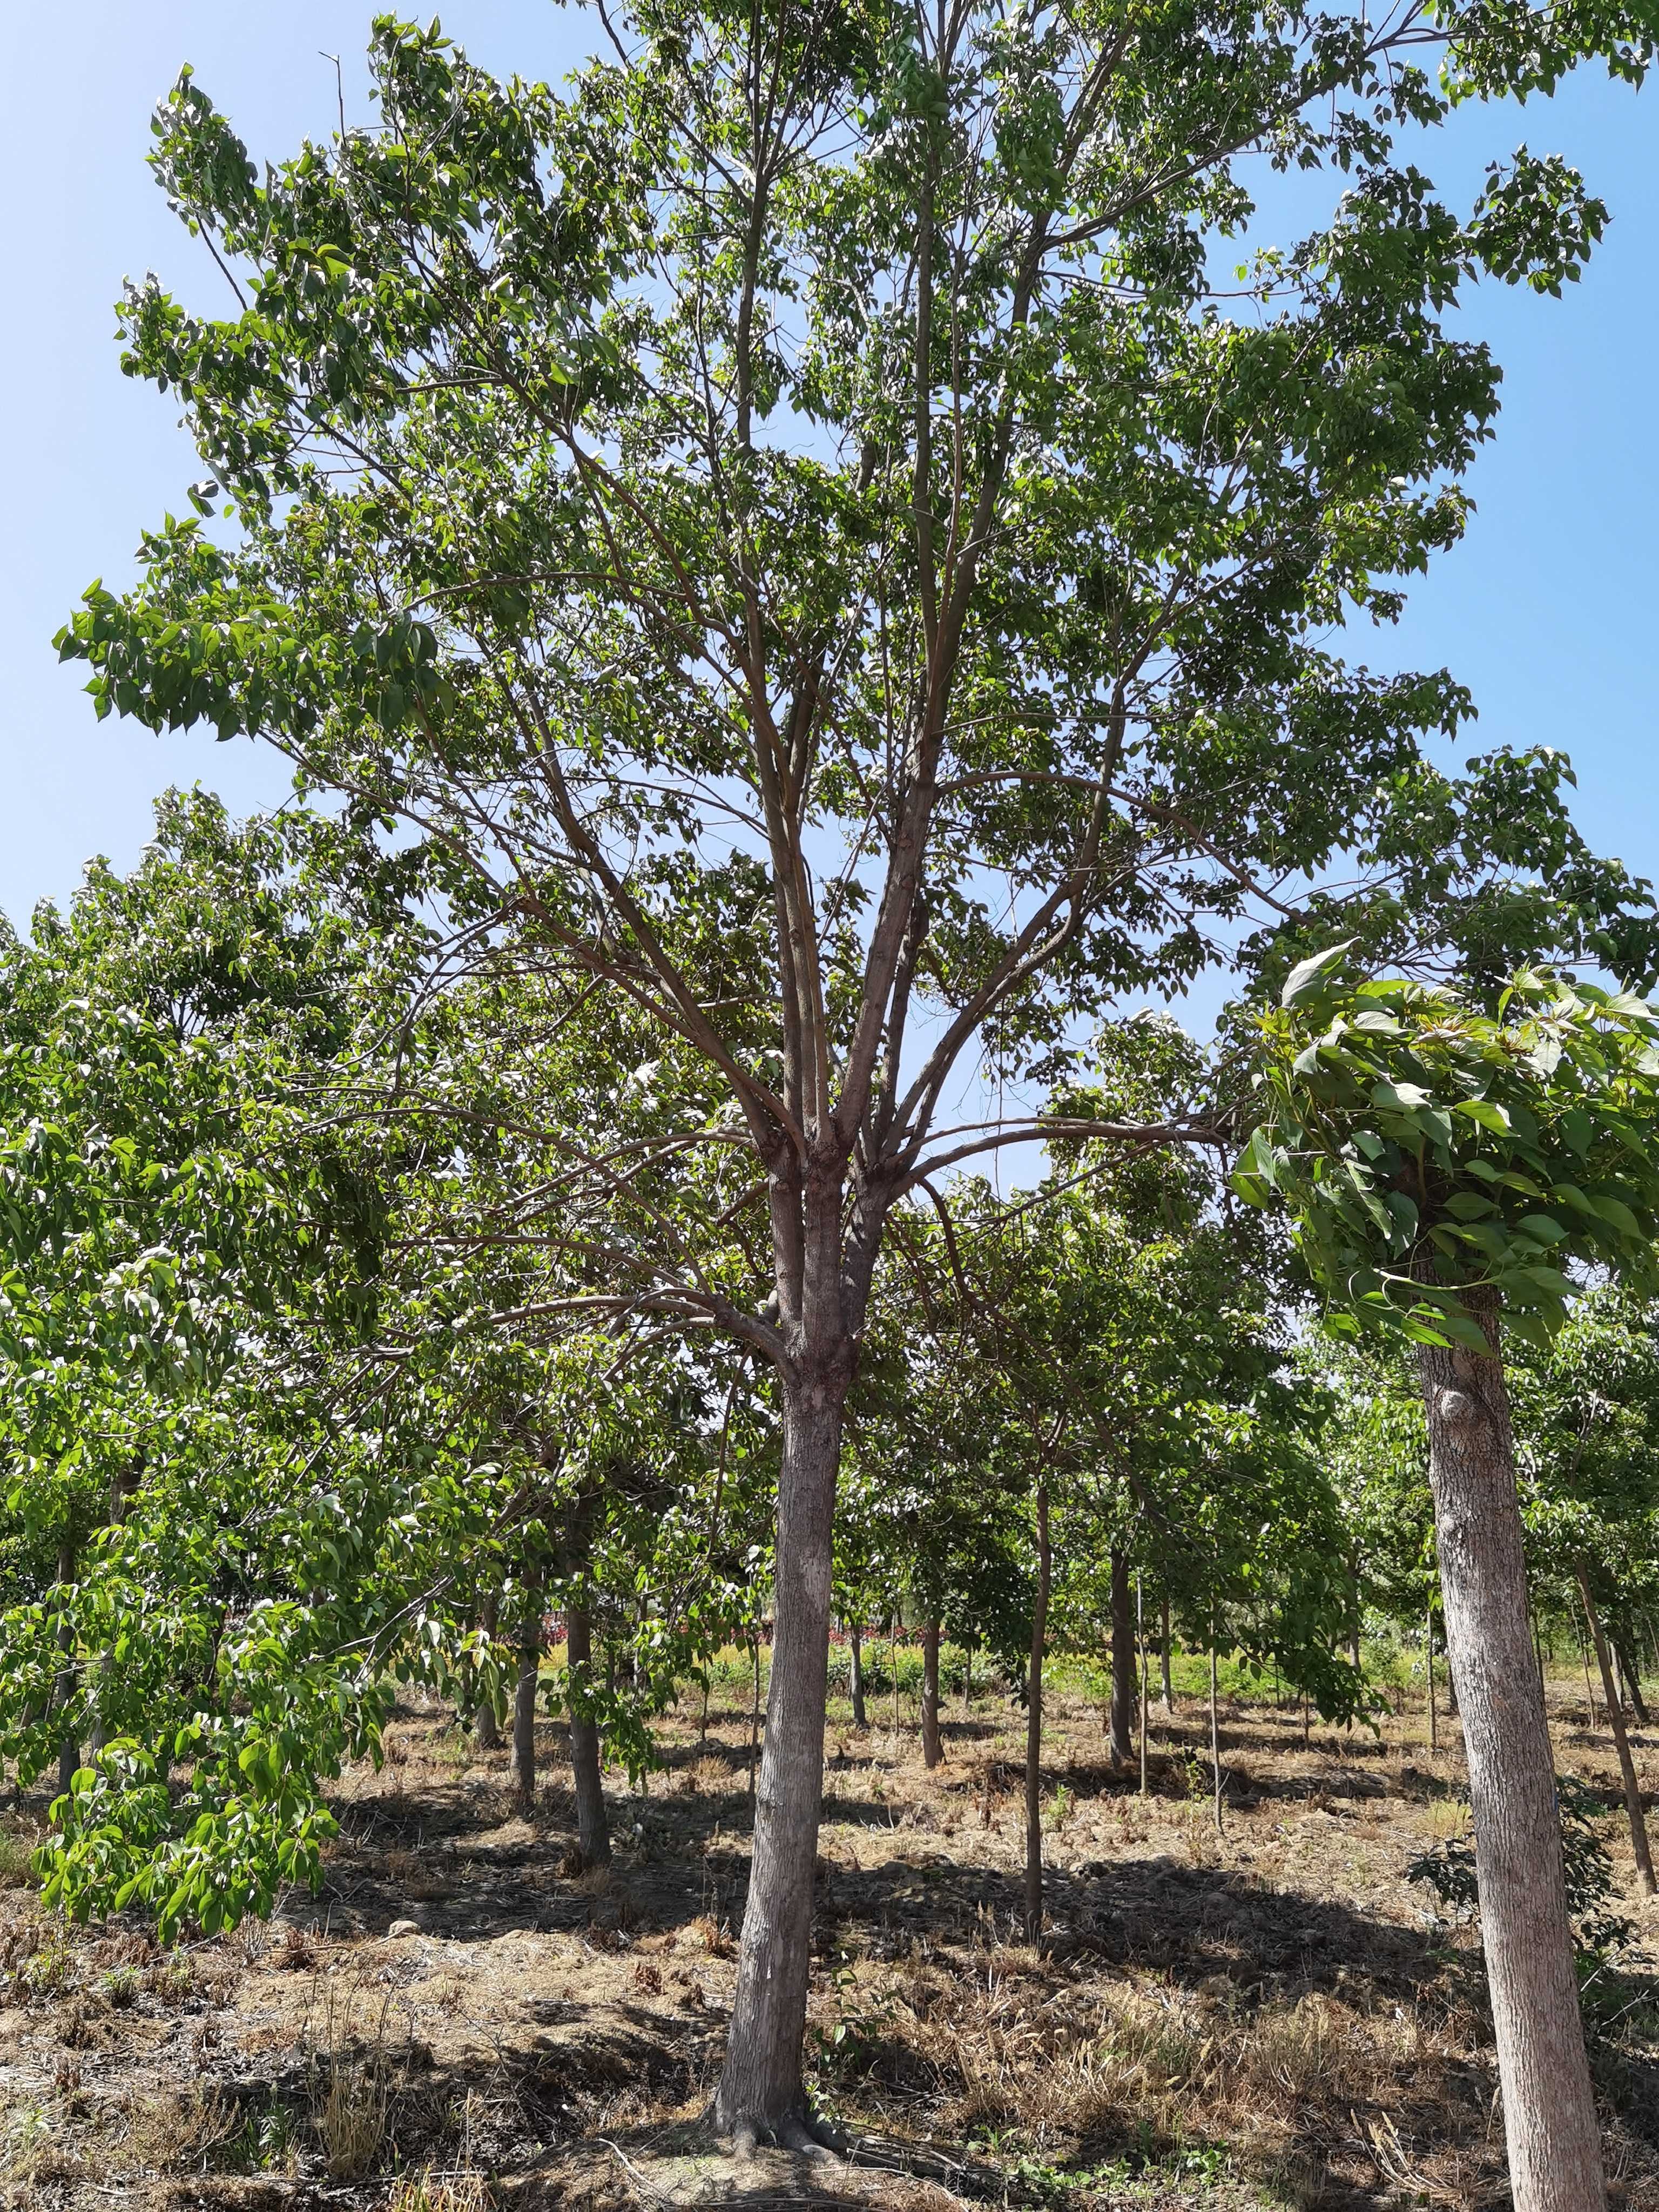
[771,2114,834,2159]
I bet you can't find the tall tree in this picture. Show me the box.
[1239,959,1659,2209]
[59,0,1658,2143]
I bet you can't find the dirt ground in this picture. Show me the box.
[5,1661,1659,2212]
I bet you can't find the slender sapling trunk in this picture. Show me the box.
[921,1617,942,1769]
[1209,1630,1223,1836]
[1617,1636,1651,1727]
[1137,1574,1148,1797]
[1108,1549,1135,1768]
[1160,1595,1174,1711]
[54,1542,78,1800]
[1024,1486,1050,1943]
[1577,1562,1655,1895]
[476,1590,501,1752]
[511,1567,542,1806]
[565,1597,610,1869]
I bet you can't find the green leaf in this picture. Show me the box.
[1282,941,1354,1010]
[1454,1100,1510,1134]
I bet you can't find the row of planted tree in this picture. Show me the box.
[7,806,1659,2194]
[8,4,1659,2201]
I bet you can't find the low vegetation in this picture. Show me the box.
[5,1656,1659,2210]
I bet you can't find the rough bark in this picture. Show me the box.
[511,1567,542,1806]
[713,1385,844,2141]
[565,1599,610,1868]
[1417,1297,1606,2211]
[1577,1563,1654,1895]
[1108,1549,1136,1767]
[920,1617,942,1769]
[848,1623,867,1728]
[1024,1485,1050,1943]
[475,1590,501,1751]
[749,1635,762,1804]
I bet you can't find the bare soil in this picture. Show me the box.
[5,1667,1659,2211]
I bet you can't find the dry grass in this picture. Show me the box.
[5,1671,1659,2210]
[386,2166,493,2212]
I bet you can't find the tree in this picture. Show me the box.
[1509,1290,1659,1887]
[1238,957,1659,2210]
[58,0,1659,2141]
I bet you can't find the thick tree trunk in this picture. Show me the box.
[1024,1486,1050,1943]
[1577,1563,1655,1895]
[848,1624,867,1728]
[1417,1299,1606,2211]
[1108,1549,1135,1767]
[565,1600,610,1869]
[1426,1607,1438,1755]
[713,1386,843,2143]
[511,1569,542,1806]
[475,1590,501,1751]
[749,1634,762,1805]
[920,1617,942,1770]
[1616,1635,1651,1727]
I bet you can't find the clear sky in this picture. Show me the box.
[5,6,1655,954]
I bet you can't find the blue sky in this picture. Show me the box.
[5,5,1655,966]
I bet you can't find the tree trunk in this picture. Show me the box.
[511,1568,542,1806]
[749,1634,762,1805]
[713,1385,843,2142]
[53,1542,78,1800]
[1137,1575,1148,1797]
[1426,1608,1437,1756]
[1577,1563,1655,1895]
[848,1623,867,1728]
[1209,1632,1223,1836]
[1577,1609,1599,1730]
[565,1599,610,1869]
[1417,1298,1606,2210]
[1160,1595,1173,1710]
[961,1637,973,1717]
[475,1590,501,1751]
[920,1617,942,1770]
[1616,1635,1651,1727]
[1024,1486,1050,1943]
[1108,1549,1135,1768]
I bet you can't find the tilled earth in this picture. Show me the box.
[5,1669,1659,2210]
